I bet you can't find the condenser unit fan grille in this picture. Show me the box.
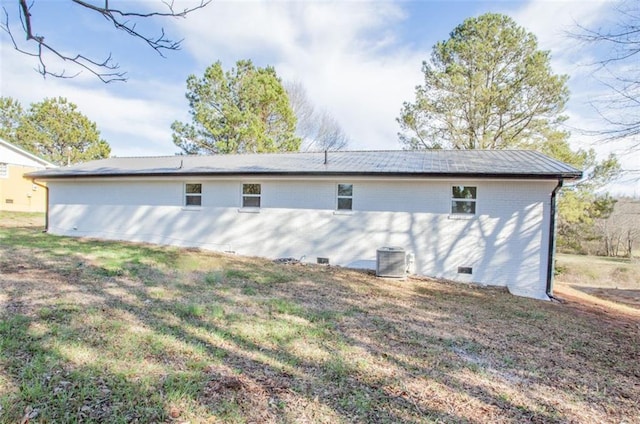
[376,247,406,278]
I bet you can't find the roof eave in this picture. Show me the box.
[27,170,584,180]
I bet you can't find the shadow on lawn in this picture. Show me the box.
[1,231,639,422]
[572,285,640,309]
[0,241,473,423]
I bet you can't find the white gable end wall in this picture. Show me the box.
[0,142,49,168]
[47,177,555,299]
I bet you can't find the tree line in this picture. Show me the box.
[170,60,349,155]
[1,62,349,166]
[560,196,640,258]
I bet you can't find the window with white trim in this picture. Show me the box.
[185,183,202,206]
[337,183,353,210]
[242,183,261,208]
[0,163,7,178]
[451,186,476,215]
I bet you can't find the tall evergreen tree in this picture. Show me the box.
[0,96,110,165]
[397,13,621,251]
[0,96,24,143]
[172,60,300,154]
[398,13,569,151]
[18,97,110,165]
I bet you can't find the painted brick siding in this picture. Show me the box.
[0,164,48,212]
[47,177,556,299]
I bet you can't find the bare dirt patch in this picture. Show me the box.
[573,286,640,308]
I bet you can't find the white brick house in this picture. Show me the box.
[29,150,581,299]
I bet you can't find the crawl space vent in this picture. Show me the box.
[458,267,473,274]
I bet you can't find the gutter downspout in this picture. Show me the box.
[546,179,563,300]
[31,179,48,232]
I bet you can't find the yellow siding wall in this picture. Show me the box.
[0,164,47,212]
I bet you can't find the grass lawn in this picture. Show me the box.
[555,253,640,312]
[0,212,638,423]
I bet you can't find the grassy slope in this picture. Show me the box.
[555,254,640,312]
[0,214,638,423]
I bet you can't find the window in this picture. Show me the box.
[337,183,353,210]
[185,183,202,206]
[451,186,476,215]
[0,163,7,178]
[242,183,261,208]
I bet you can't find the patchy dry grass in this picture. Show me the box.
[0,211,45,228]
[556,253,640,313]
[1,214,639,423]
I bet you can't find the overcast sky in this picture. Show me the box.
[0,0,637,194]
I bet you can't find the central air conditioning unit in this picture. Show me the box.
[376,247,406,278]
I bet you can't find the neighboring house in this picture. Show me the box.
[28,150,581,299]
[0,138,56,213]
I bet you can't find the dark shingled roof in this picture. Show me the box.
[27,150,582,180]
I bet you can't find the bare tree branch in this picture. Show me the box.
[1,0,210,83]
[285,80,350,152]
[569,0,640,144]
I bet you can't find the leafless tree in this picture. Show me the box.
[571,0,640,148]
[595,198,640,257]
[1,0,210,83]
[285,80,349,152]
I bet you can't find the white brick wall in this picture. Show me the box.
[47,177,556,299]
